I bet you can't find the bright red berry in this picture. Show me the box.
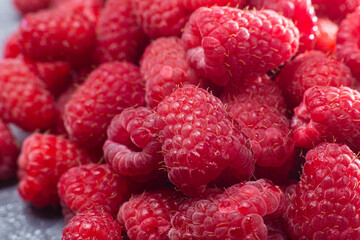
[181,0,246,10]
[140,37,201,108]
[3,31,21,59]
[284,142,360,239]
[63,62,145,149]
[156,85,254,196]
[17,133,92,207]
[12,0,51,14]
[182,6,299,86]
[0,120,19,180]
[315,18,339,54]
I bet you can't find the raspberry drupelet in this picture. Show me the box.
[0,120,19,180]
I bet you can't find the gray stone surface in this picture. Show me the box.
[0,1,65,240]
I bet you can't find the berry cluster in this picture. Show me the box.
[1,0,360,239]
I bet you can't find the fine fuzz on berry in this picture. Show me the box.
[284,143,360,239]
[17,133,92,207]
[156,85,254,196]
[182,6,299,86]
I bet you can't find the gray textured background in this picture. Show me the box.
[0,1,65,239]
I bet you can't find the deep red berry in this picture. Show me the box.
[58,163,128,217]
[12,0,51,14]
[17,133,92,207]
[63,62,145,149]
[3,31,21,59]
[0,120,19,180]
[315,18,338,54]
[291,86,360,151]
[140,37,201,108]
[0,59,57,131]
[336,8,360,81]
[156,85,254,196]
[118,189,182,240]
[313,0,360,22]
[277,50,354,108]
[182,6,299,86]
[181,0,246,10]
[284,143,360,239]
[133,0,189,39]
[93,0,148,64]
[62,210,123,240]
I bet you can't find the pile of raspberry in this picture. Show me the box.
[2,0,360,239]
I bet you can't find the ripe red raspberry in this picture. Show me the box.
[170,179,284,240]
[19,8,96,65]
[140,37,201,108]
[181,0,246,11]
[17,133,92,207]
[58,163,128,217]
[133,0,189,39]
[118,189,182,240]
[313,0,360,22]
[0,120,19,180]
[182,7,299,86]
[248,0,317,52]
[63,62,145,149]
[284,143,360,239]
[104,107,164,180]
[93,0,148,64]
[156,85,254,196]
[12,0,51,14]
[336,8,360,81]
[291,86,360,151]
[277,50,354,108]
[3,31,21,59]
[62,210,123,240]
[315,18,338,54]
[0,59,57,131]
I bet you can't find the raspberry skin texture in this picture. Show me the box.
[103,107,164,179]
[315,18,338,54]
[118,190,182,240]
[19,8,96,64]
[181,0,246,11]
[248,0,317,52]
[3,31,21,59]
[313,0,360,22]
[17,133,92,207]
[182,7,300,86]
[227,97,294,168]
[12,0,51,14]
[156,85,254,196]
[291,86,360,151]
[58,163,128,217]
[277,50,354,109]
[0,120,19,180]
[63,62,145,149]
[336,8,360,81]
[133,0,189,39]
[93,0,148,64]
[0,59,57,131]
[284,143,360,239]
[140,37,201,108]
[62,209,123,240]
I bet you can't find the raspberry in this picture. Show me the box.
[277,50,354,108]
[181,0,246,11]
[315,18,338,54]
[248,0,317,52]
[133,0,189,39]
[313,0,360,22]
[63,62,145,149]
[140,37,201,108]
[169,179,284,240]
[118,189,182,240]
[336,8,360,81]
[12,0,51,14]
[284,143,360,239]
[0,59,57,131]
[103,107,164,180]
[182,7,299,86]
[3,31,21,59]
[254,156,295,185]
[58,163,128,217]
[264,218,288,240]
[62,210,123,240]
[291,86,360,151]
[156,85,254,196]
[19,8,96,65]
[0,120,19,180]
[93,0,148,64]
[17,133,92,207]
